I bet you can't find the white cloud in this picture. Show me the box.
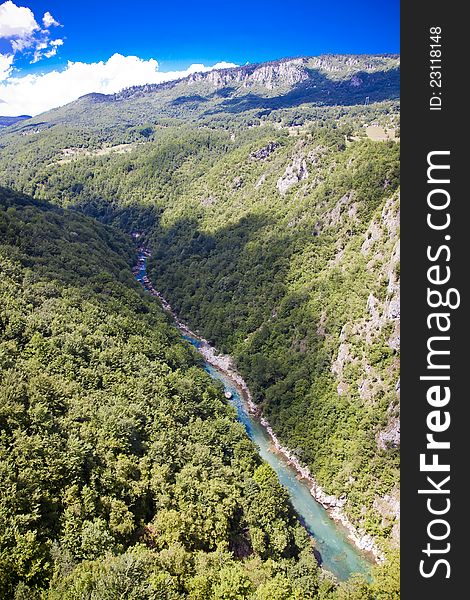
[0,52,13,79]
[0,53,238,116]
[32,37,63,62]
[0,0,38,38]
[0,2,63,70]
[0,4,234,116]
[42,11,59,28]
[42,38,63,59]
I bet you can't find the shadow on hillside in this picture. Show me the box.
[148,211,312,349]
[208,86,237,99]
[203,68,400,115]
[170,94,209,106]
[67,196,161,234]
[170,87,238,105]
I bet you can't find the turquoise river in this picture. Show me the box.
[134,250,373,582]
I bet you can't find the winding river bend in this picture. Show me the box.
[133,249,373,582]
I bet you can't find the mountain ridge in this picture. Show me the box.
[80,54,400,103]
[0,54,400,133]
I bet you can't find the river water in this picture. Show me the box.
[134,250,372,582]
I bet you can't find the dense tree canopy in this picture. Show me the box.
[0,188,317,597]
[0,56,400,597]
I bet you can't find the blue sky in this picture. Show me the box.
[0,0,399,116]
[14,0,399,70]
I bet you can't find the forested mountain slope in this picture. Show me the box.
[148,131,400,544]
[0,55,400,596]
[0,55,399,186]
[0,187,341,598]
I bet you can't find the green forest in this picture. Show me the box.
[1,55,400,598]
[0,187,398,598]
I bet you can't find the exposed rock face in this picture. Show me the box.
[255,174,266,189]
[332,342,352,379]
[377,416,400,450]
[250,141,279,161]
[308,54,400,75]
[248,60,310,89]
[323,193,354,228]
[277,155,309,195]
[331,192,400,415]
[388,298,400,320]
[361,221,382,254]
[188,55,399,93]
[188,58,310,90]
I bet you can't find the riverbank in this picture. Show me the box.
[134,247,383,564]
[191,337,383,564]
